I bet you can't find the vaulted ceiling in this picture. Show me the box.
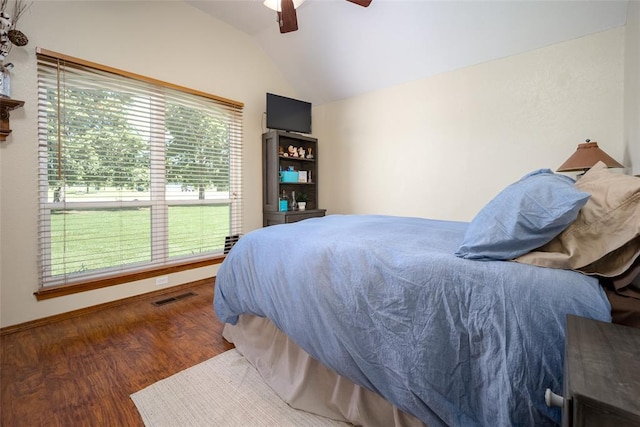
[187,0,629,106]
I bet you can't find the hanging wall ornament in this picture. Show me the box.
[0,10,11,60]
[0,11,12,28]
[7,29,26,46]
[0,46,9,61]
[0,1,31,61]
[0,62,13,97]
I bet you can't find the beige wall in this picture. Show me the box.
[0,1,294,327]
[0,3,634,328]
[314,28,627,221]
[625,0,640,175]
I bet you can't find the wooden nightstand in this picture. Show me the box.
[562,315,640,427]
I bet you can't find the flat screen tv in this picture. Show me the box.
[266,93,312,134]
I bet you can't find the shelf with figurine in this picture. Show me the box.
[278,144,315,161]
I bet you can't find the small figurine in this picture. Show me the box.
[298,147,306,158]
[306,147,314,159]
[288,145,298,157]
[279,146,285,156]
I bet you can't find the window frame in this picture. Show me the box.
[34,48,243,300]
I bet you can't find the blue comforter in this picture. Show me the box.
[214,215,611,426]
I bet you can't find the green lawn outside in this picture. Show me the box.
[50,205,230,277]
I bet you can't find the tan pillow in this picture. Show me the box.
[516,161,640,276]
[579,236,640,278]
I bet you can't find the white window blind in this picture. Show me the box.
[37,49,243,288]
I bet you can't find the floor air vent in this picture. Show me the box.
[224,234,242,254]
[152,292,197,306]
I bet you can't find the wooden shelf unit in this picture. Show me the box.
[0,97,25,141]
[262,130,326,226]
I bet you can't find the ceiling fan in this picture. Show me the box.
[267,0,372,34]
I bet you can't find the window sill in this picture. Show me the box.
[34,256,225,301]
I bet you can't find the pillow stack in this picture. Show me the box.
[457,161,640,327]
[516,161,640,278]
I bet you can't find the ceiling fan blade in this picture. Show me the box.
[278,0,298,33]
[346,0,372,7]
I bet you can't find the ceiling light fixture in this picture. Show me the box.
[263,0,306,11]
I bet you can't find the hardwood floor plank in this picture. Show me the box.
[1,281,234,426]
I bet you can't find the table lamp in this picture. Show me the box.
[557,139,623,175]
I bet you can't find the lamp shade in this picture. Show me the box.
[557,140,624,172]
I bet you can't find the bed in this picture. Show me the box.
[214,162,640,427]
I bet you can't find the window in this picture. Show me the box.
[37,49,243,289]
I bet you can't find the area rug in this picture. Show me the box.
[131,349,349,426]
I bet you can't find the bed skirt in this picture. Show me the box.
[223,314,427,427]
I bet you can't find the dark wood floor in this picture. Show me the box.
[1,281,234,426]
